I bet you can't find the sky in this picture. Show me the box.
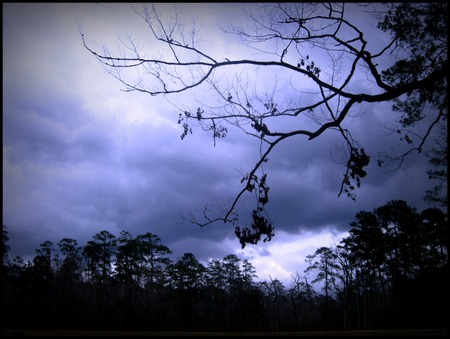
[2,3,442,286]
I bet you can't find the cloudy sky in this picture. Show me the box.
[3,3,440,285]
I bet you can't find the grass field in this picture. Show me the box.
[2,329,447,336]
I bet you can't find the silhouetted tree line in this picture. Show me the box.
[2,200,447,332]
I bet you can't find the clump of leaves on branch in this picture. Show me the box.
[81,3,447,247]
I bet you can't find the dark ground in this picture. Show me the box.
[2,329,448,336]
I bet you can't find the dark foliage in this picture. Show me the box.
[2,200,447,331]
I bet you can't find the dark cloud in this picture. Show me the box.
[2,3,441,284]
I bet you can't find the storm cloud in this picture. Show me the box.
[2,3,439,284]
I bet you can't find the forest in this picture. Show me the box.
[2,200,447,332]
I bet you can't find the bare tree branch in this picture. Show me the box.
[82,3,447,247]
